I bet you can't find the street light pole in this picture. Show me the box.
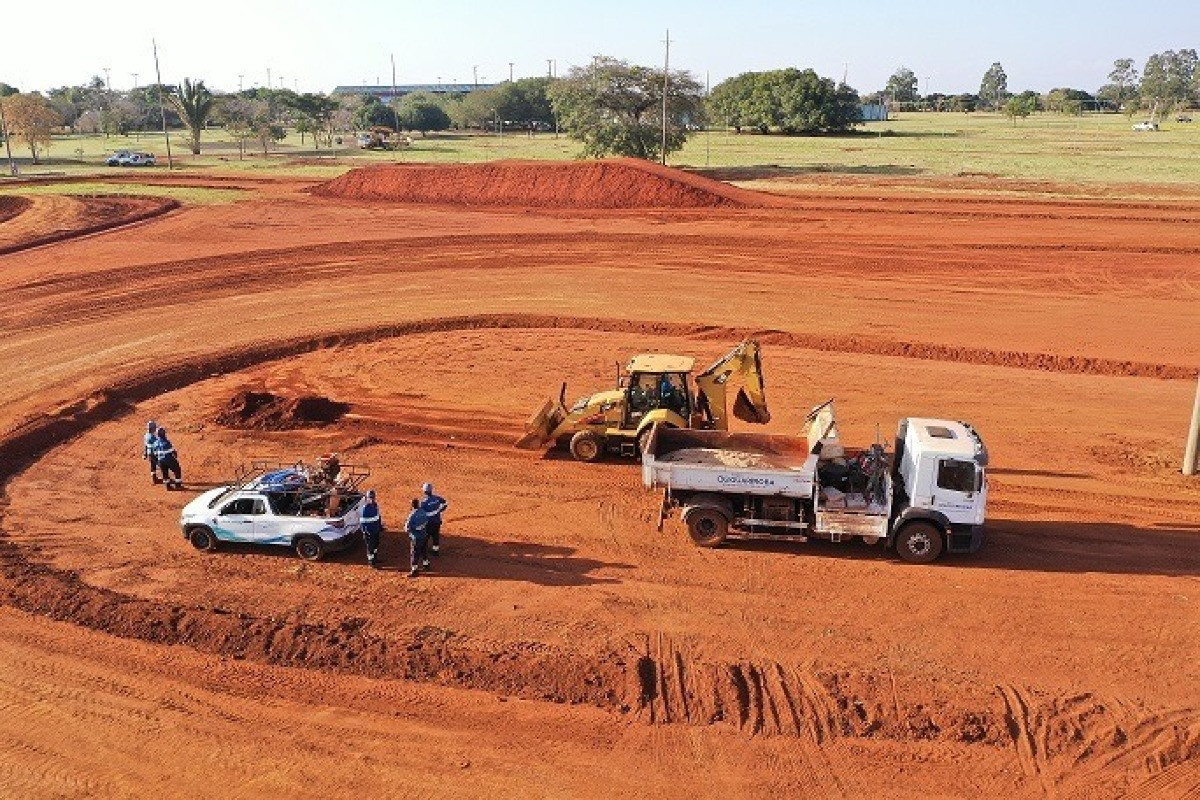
[661,29,671,166]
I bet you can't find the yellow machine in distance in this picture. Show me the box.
[515,340,771,462]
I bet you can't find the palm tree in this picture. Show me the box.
[169,78,215,155]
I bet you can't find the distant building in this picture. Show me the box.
[332,83,497,99]
[860,104,889,122]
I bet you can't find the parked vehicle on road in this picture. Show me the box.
[180,460,371,561]
[1132,121,1159,131]
[106,151,157,166]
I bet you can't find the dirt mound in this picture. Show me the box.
[0,194,178,255]
[214,390,349,430]
[312,158,777,209]
[0,195,32,225]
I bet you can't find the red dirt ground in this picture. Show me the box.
[1,160,1199,798]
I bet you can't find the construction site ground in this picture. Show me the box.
[1,161,1198,798]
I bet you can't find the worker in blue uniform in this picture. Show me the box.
[405,498,430,578]
[360,489,383,569]
[143,420,160,484]
[154,427,182,490]
[419,482,448,555]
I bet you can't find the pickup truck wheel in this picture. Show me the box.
[188,526,217,552]
[295,535,325,562]
[569,430,603,463]
[895,522,943,564]
[685,508,728,548]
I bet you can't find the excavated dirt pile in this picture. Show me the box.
[214,390,349,430]
[312,158,772,209]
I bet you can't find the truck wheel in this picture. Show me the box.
[295,535,325,562]
[685,508,728,548]
[569,430,603,463]
[895,522,944,564]
[188,526,217,552]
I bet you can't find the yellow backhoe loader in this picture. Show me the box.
[515,340,771,462]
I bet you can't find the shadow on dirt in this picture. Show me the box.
[205,533,631,586]
[695,164,924,181]
[716,518,1200,577]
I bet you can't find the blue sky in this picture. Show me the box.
[6,0,1197,95]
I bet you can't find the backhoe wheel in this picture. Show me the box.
[295,535,325,562]
[188,526,217,552]
[569,430,604,463]
[685,508,729,548]
[895,521,944,564]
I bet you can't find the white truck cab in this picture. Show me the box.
[892,418,988,553]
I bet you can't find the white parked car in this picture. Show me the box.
[1132,121,1159,131]
[180,462,370,561]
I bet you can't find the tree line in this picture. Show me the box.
[878,49,1198,119]
[2,46,1197,165]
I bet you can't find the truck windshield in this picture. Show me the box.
[937,459,977,493]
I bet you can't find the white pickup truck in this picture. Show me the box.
[642,400,988,563]
[180,462,370,561]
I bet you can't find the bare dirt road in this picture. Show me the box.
[1,162,1198,798]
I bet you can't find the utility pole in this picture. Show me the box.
[1184,371,1200,475]
[238,74,244,93]
[546,59,552,78]
[132,72,139,89]
[103,67,112,138]
[661,29,671,166]
[705,71,710,167]
[473,65,479,87]
[267,67,272,89]
[508,62,514,82]
[152,39,173,170]
[390,53,400,132]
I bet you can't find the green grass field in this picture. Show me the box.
[2,112,1197,193]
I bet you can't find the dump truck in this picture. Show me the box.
[641,399,988,563]
[515,340,771,462]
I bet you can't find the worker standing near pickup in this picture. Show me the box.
[405,498,431,578]
[419,482,448,555]
[142,420,160,484]
[154,427,183,490]
[360,489,383,569]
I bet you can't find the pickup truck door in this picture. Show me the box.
[215,497,263,542]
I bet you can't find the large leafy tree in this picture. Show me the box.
[979,62,1008,110]
[548,56,703,161]
[1,92,61,162]
[396,92,451,134]
[707,69,861,134]
[169,78,215,154]
[1140,49,1197,115]
[1098,58,1140,113]
[885,66,919,104]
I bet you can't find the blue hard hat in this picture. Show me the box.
[422,482,433,494]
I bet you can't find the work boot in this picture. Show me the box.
[408,567,419,578]
[431,545,440,555]
[421,559,431,570]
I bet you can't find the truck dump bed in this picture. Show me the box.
[642,426,817,497]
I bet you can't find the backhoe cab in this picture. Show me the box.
[514,340,771,462]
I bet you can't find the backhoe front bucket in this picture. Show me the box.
[514,398,565,450]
